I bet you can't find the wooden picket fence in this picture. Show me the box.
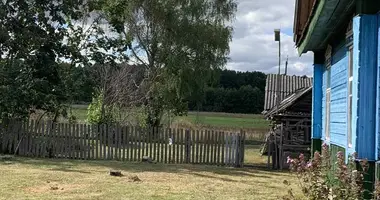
[0,120,245,167]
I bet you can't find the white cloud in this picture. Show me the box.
[227,0,313,76]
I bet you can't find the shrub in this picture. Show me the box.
[283,143,380,200]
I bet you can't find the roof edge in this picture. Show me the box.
[297,0,326,55]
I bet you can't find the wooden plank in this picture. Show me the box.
[133,126,137,161]
[153,127,157,161]
[57,123,62,158]
[149,127,153,159]
[114,125,118,160]
[122,126,126,161]
[79,123,83,159]
[61,123,65,158]
[213,131,217,165]
[63,123,68,158]
[171,128,175,163]
[160,128,164,163]
[210,130,215,165]
[94,124,99,160]
[180,129,184,164]
[126,126,130,161]
[87,124,92,160]
[102,124,108,160]
[76,124,80,159]
[70,123,74,159]
[156,127,161,163]
[18,121,24,156]
[45,121,52,158]
[118,124,122,161]
[168,128,173,163]
[217,131,221,165]
[108,125,112,160]
[18,121,25,156]
[221,131,225,166]
[33,121,39,157]
[137,126,141,161]
[83,123,87,160]
[175,129,179,163]
[164,128,168,163]
[101,124,106,160]
[141,127,145,159]
[194,130,198,164]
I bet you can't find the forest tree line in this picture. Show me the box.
[70,66,267,114]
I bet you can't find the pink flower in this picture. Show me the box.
[299,154,305,160]
[287,156,293,164]
[307,162,312,168]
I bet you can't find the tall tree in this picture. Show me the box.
[0,0,129,121]
[101,0,237,127]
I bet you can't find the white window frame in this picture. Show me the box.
[347,46,353,148]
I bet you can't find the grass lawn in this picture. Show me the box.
[69,105,270,131]
[0,157,300,200]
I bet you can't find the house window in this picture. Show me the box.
[347,47,353,147]
[325,66,331,141]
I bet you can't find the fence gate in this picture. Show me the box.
[0,120,245,167]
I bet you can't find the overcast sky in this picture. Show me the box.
[226,0,314,76]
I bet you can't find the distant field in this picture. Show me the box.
[69,105,269,129]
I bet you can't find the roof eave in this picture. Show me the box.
[296,0,355,55]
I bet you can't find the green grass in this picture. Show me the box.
[177,112,269,129]
[0,145,300,200]
[67,105,270,131]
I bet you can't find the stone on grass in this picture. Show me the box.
[142,156,156,164]
[129,175,141,182]
[109,169,123,177]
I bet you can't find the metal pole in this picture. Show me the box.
[278,38,281,75]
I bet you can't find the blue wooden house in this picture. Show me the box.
[293,0,380,180]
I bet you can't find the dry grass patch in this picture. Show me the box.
[0,158,300,200]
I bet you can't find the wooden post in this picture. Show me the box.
[185,129,190,164]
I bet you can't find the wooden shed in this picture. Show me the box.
[262,74,312,170]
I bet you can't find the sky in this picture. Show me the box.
[226,0,314,76]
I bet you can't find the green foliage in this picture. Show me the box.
[283,143,378,200]
[0,0,130,121]
[87,91,113,124]
[100,0,237,127]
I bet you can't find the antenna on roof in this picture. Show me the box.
[284,55,288,75]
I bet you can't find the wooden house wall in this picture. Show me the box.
[321,35,348,148]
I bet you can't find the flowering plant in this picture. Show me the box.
[282,143,379,200]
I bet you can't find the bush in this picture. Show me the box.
[283,143,380,200]
[86,91,114,124]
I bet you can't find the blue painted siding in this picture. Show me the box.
[377,14,380,160]
[312,64,323,139]
[330,44,348,148]
[321,65,326,141]
[353,15,378,160]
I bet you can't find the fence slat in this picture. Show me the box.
[153,127,157,161]
[160,128,164,163]
[151,127,154,160]
[217,131,221,165]
[221,131,225,166]
[126,126,130,161]
[211,130,215,165]
[118,125,122,161]
[34,120,40,157]
[133,126,137,161]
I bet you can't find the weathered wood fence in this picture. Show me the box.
[0,120,245,167]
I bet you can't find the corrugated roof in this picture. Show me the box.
[264,86,312,118]
[263,74,313,112]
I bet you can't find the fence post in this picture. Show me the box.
[185,129,191,163]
